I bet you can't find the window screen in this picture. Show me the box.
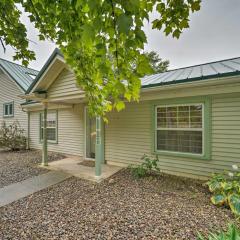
[40,112,57,142]
[156,104,203,154]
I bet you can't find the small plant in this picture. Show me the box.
[206,165,240,216]
[197,224,240,240]
[0,121,27,151]
[129,154,160,178]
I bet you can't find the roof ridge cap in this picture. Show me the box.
[162,56,240,74]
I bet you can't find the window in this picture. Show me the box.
[155,104,203,155]
[40,111,57,142]
[3,102,14,117]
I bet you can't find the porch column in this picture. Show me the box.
[42,103,48,166]
[95,116,105,178]
[26,111,30,150]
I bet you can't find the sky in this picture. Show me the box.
[1,0,240,70]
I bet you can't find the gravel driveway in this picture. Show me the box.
[0,149,65,188]
[0,169,237,240]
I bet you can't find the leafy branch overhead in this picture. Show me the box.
[0,0,35,65]
[0,0,201,117]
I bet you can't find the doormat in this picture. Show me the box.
[78,160,95,167]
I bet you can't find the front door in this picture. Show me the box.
[85,108,96,159]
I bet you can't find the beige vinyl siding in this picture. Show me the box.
[105,94,240,179]
[28,65,240,179]
[212,96,240,166]
[0,70,27,131]
[47,69,83,99]
[105,102,151,166]
[29,104,84,156]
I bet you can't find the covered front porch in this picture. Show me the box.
[20,50,122,181]
[22,93,119,182]
[41,101,107,181]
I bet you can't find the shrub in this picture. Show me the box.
[0,121,27,151]
[197,224,240,240]
[206,165,240,216]
[129,154,160,178]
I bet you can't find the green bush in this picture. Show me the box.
[129,154,160,178]
[0,121,27,151]
[206,165,240,216]
[198,224,240,240]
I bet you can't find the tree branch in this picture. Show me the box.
[28,0,44,28]
[0,37,6,53]
[110,0,119,75]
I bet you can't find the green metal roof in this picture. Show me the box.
[25,47,240,94]
[141,57,240,88]
[0,58,39,92]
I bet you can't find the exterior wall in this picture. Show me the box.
[29,104,84,156]
[47,68,83,99]
[105,101,151,165]
[105,93,240,179]
[0,70,27,130]
[28,68,240,179]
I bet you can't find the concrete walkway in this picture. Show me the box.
[44,157,123,182]
[0,171,71,207]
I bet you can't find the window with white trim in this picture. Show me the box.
[40,111,57,142]
[3,102,14,117]
[156,104,203,155]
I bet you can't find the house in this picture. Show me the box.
[21,48,240,179]
[0,58,38,137]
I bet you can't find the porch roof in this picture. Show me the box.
[26,48,63,94]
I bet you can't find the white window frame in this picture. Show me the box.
[39,111,58,143]
[3,102,14,118]
[155,103,204,157]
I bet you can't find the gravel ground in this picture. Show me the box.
[0,169,238,240]
[0,149,65,188]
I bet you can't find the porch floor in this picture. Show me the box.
[41,156,122,182]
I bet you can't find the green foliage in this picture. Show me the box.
[130,164,147,179]
[129,154,160,178]
[1,0,200,117]
[0,121,27,151]
[144,51,169,73]
[0,0,35,65]
[206,165,240,216]
[197,224,240,240]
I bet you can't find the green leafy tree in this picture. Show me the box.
[0,0,201,118]
[144,51,169,73]
[0,0,35,65]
